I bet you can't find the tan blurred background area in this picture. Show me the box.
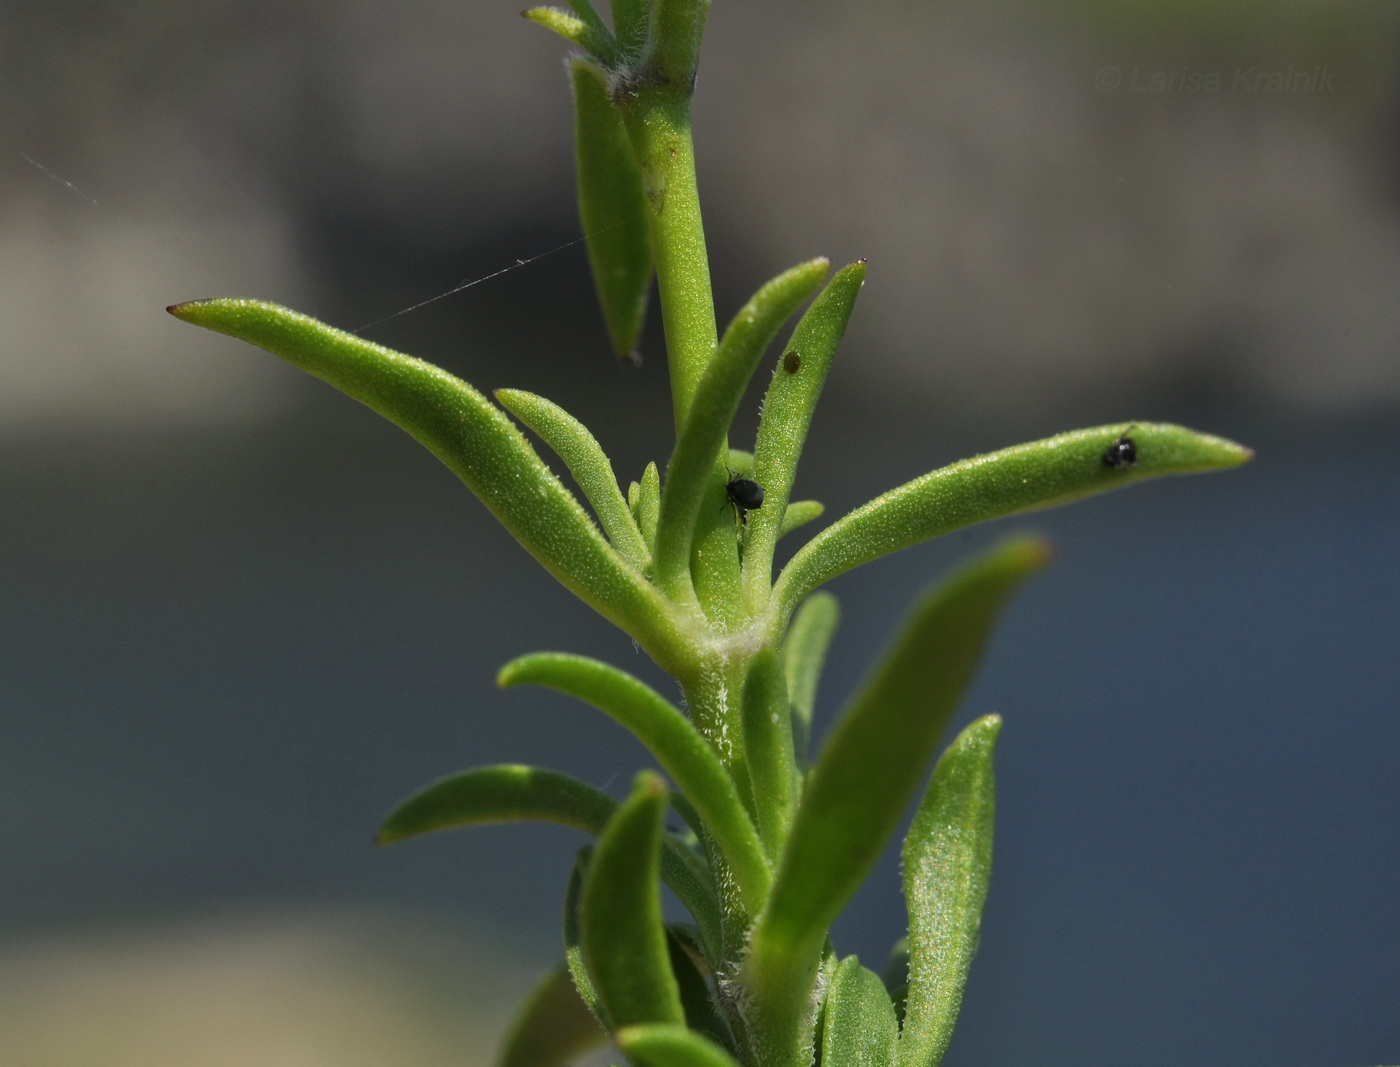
[2,2,1397,1065]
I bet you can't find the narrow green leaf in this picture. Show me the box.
[898,715,1001,1067]
[822,957,898,1067]
[376,764,615,844]
[653,258,831,605]
[582,771,685,1028]
[495,388,650,571]
[564,847,608,1028]
[781,592,840,767]
[741,538,1048,1064]
[773,422,1251,628]
[779,500,825,538]
[377,763,721,960]
[572,59,653,361]
[167,300,687,670]
[667,927,737,1053]
[498,962,608,1067]
[741,647,798,858]
[628,479,643,517]
[637,461,661,553]
[745,261,866,605]
[565,0,619,61]
[499,652,771,917]
[882,938,910,1027]
[610,0,649,57]
[617,1024,743,1067]
[525,7,616,61]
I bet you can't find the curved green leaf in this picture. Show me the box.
[564,846,607,1028]
[527,8,616,62]
[167,299,687,670]
[572,59,651,360]
[741,647,797,859]
[898,715,1001,1067]
[376,763,721,959]
[498,653,771,916]
[773,423,1251,628]
[617,1024,743,1067]
[582,771,685,1028]
[377,764,615,844]
[653,258,831,605]
[495,388,649,570]
[745,261,866,605]
[498,962,608,1067]
[821,957,898,1067]
[781,591,840,767]
[779,500,825,538]
[741,538,1048,1064]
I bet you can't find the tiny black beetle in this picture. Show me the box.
[1102,431,1138,470]
[725,473,765,524]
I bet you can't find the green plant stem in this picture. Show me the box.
[618,86,717,431]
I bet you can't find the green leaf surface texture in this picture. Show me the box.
[774,423,1251,625]
[653,259,830,604]
[498,652,770,916]
[582,772,685,1029]
[376,762,719,954]
[741,647,798,858]
[495,388,650,570]
[821,957,898,1067]
[746,261,866,603]
[497,962,608,1067]
[377,764,615,844]
[781,592,840,767]
[167,299,685,669]
[741,538,1048,1066]
[778,500,825,538]
[526,8,616,60]
[898,715,1001,1067]
[618,1024,745,1067]
[572,59,652,358]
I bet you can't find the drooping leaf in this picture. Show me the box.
[898,715,1000,1067]
[572,59,652,361]
[652,258,830,606]
[773,423,1251,627]
[616,1024,744,1067]
[821,956,898,1067]
[781,591,840,766]
[376,763,721,960]
[377,764,614,845]
[166,299,687,671]
[498,653,770,917]
[497,962,608,1067]
[745,261,866,600]
[741,647,798,858]
[582,771,685,1028]
[740,538,1048,1064]
[495,388,649,570]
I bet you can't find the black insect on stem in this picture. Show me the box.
[1102,428,1139,470]
[724,470,765,526]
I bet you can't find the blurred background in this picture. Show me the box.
[2,0,1397,1064]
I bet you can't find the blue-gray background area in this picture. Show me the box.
[2,1,1398,1065]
